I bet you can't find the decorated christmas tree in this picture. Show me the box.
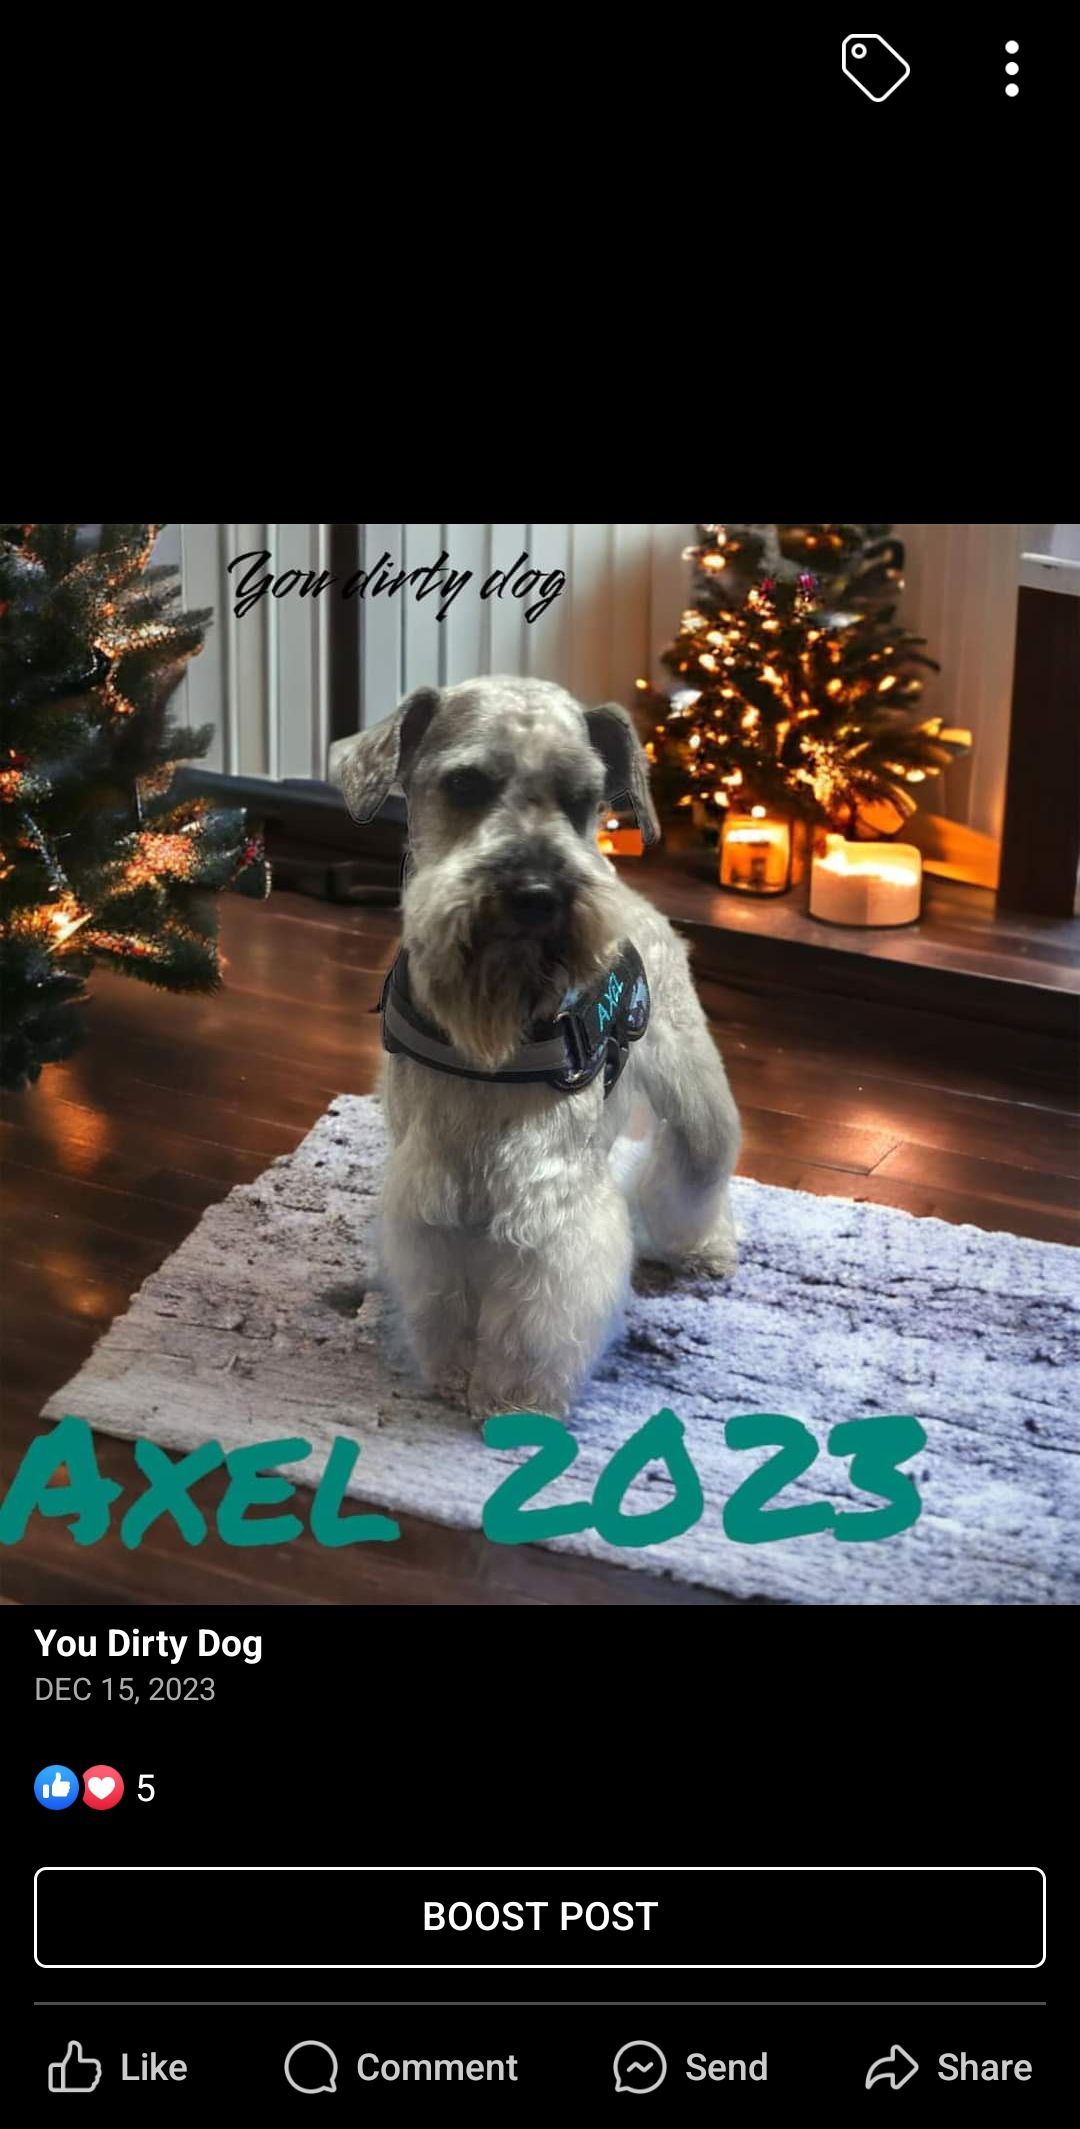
[641,524,968,837]
[0,523,268,1090]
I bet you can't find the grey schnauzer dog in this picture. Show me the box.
[330,676,740,1423]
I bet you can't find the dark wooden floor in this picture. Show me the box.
[2,884,1077,1607]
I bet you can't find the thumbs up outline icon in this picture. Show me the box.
[48,2040,103,2092]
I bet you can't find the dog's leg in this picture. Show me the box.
[379,1205,474,1402]
[630,994,741,1277]
[468,1183,633,1422]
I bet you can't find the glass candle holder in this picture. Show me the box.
[810,834,923,927]
[719,808,800,895]
[598,814,644,858]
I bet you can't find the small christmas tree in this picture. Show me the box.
[0,523,268,1090]
[641,524,969,837]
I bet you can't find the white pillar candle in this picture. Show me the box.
[810,835,923,927]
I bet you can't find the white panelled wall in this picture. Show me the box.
[166,523,1027,842]
[896,523,1023,843]
[161,524,331,781]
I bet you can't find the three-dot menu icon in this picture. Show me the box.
[1005,40,1020,97]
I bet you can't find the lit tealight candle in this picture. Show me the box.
[810,835,923,927]
[598,816,644,858]
[719,807,794,894]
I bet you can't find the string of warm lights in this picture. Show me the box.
[639,523,969,834]
[1,523,268,1091]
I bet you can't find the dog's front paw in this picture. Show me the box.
[637,1224,738,1279]
[427,1365,469,1407]
[467,1371,569,1427]
[681,1228,738,1279]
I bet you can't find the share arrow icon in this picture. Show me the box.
[865,2043,920,2091]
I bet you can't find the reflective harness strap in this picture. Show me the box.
[379,943,650,1098]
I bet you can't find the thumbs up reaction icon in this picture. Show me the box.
[35,1764,79,1811]
[48,2041,103,2092]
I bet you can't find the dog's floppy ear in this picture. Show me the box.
[583,702,662,846]
[328,686,441,823]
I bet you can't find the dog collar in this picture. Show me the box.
[379,942,650,1098]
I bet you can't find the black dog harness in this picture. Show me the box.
[379,942,650,1098]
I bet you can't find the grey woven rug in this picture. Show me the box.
[44,1096,1079,1605]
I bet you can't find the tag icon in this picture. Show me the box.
[842,34,911,102]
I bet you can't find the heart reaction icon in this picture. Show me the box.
[81,1764,124,1811]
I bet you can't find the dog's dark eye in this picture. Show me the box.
[443,766,499,810]
[557,782,597,834]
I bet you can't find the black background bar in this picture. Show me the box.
[35,1866,1044,1971]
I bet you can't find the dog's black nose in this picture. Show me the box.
[506,879,563,931]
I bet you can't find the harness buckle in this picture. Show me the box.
[551,1004,608,1092]
[557,1002,599,1075]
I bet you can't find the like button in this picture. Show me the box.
[48,2040,103,2092]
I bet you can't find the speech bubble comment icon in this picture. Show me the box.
[613,2039,668,2094]
[842,34,911,102]
[283,2040,339,2094]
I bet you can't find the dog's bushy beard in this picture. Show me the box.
[403,859,624,1073]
